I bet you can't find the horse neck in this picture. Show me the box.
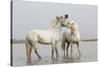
[49,23,61,33]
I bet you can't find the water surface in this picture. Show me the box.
[12,41,97,66]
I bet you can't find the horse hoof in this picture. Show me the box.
[79,54,81,57]
[51,56,54,59]
[27,61,31,65]
[38,56,42,60]
[56,56,59,60]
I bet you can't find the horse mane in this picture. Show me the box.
[50,17,58,28]
[70,20,79,32]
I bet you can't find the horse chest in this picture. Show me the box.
[51,32,61,41]
[66,32,79,42]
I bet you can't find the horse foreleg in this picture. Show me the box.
[70,43,73,57]
[55,44,59,58]
[76,42,81,57]
[62,39,66,57]
[64,44,66,57]
[66,43,70,57]
[51,45,55,59]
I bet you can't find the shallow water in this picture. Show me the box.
[12,41,97,66]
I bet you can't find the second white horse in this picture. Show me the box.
[62,20,81,57]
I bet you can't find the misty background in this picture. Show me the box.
[12,0,97,40]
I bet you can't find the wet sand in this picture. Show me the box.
[12,41,97,66]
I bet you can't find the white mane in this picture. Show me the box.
[50,17,58,28]
[70,20,79,31]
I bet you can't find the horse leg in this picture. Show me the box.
[62,39,66,57]
[51,41,56,59]
[64,44,66,57]
[76,42,81,57]
[55,43,59,58]
[26,41,33,64]
[66,43,70,57]
[70,43,73,57]
[26,42,29,64]
[32,42,41,59]
[51,45,55,59]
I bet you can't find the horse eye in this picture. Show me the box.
[68,23,70,24]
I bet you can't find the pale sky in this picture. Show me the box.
[12,0,97,40]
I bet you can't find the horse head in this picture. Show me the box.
[65,20,79,31]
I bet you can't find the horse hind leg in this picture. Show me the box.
[26,40,33,64]
[32,42,41,59]
[26,42,29,64]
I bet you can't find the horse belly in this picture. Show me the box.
[38,34,51,45]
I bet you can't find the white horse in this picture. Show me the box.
[62,20,81,57]
[26,15,68,64]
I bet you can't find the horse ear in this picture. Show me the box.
[56,16,59,20]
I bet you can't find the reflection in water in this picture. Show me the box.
[27,56,81,65]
